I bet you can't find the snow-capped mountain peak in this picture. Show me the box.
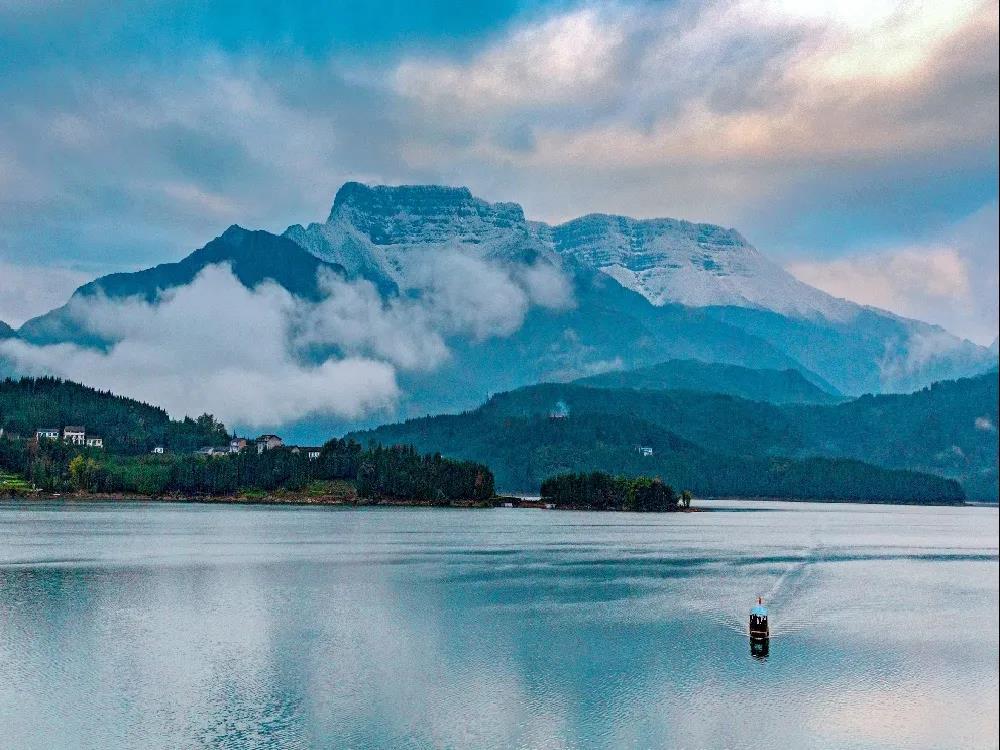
[283,182,548,291]
[285,182,855,321]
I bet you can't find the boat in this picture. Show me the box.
[749,597,769,640]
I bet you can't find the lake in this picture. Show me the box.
[0,499,997,750]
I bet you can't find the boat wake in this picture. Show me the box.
[691,537,827,640]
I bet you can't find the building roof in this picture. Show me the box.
[64,426,85,432]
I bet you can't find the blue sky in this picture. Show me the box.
[1,0,997,342]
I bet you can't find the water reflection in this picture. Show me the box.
[0,500,996,749]
[750,637,770,660]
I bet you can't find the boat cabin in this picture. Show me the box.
[749,598,769,640]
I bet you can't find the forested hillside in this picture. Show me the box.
[352,409,963,502]
[574,359,839,403]
[0,377,229,453]
[354,372,999,500]
[0,436,493,502]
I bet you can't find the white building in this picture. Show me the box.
[64,426,86,445]
[197,446,230,457]
[152,446,165,454]
[36,428,60,441]
[85,436,104,449]
[255,434,283,453]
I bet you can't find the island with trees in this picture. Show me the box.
[541,472,693,512]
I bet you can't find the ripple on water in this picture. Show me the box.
[0,500,996,750]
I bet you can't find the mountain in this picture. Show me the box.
[284,183,544,289]
[550,213,853,319]
[283,183,993,396]
[574,359,840,404]
[16,226,347,345]
[9,183,995,430]
[0,321,12,339]
[353,372,998,500]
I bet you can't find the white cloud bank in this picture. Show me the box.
[0,254,574,427]
[0,265,400,426]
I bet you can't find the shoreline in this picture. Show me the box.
[0,491,987,509]
[0,490,497,508]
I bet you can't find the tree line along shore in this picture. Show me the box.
[1,375,978,507]
[0,431,702,512]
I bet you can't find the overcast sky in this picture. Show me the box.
[1,0,997,343]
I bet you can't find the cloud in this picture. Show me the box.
[0,53,404,271]
[394,8,628,116]
[788,247,969,315]
[399,251,573,340]
[296,271,449,371]
[787,202,999,344]
[0,265,401,426]
[0,253,574,426]
[0,261,91,327]
[394,0,995,166]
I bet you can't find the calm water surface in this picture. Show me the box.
[0,500,997,750]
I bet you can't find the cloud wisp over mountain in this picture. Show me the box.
[1,0,996,343]
[0,246,576,426]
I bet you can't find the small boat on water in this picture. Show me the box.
[749,597,769,640]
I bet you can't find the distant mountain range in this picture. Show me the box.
[353,370,998,501]
[0,320,12,339]
[6,182,997,433]
[574,359,840,404]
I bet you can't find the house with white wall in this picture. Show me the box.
[63,426,86,445]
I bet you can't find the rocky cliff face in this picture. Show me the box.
[287,183,854,320]
[284,183,547,292]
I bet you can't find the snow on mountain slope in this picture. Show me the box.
[288,183,855,322]
[550,214,857,320]
[284,183,552,293]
